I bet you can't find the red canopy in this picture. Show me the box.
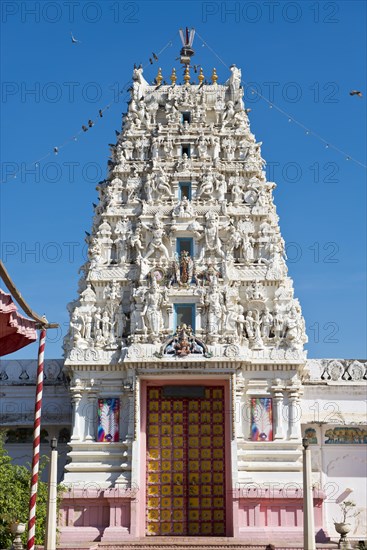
[0,287,37,356]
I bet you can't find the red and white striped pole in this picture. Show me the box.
[27,328,46,550]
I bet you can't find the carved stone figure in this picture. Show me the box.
[199,212,225,261]
[205,280,224,336]
[154,167,173,199]
[173,197,194,218]
[222,101,235,127]
[142,214,170,261]
[261,308,273,339]
[114,306,127,340]
[245,310,255,340]
[101,310,113,340]
[227,64,242,90]
[244,142,265,172]
[273,306,284,340]
[132,66,149,100]
[142,277,164,339]
[129,224,144,260]
[197,135,209,159]
[198,168,215,199]
[211,136,221,160]
[82,311,93,340]
[284,304,305,348]
[96,219,113,264]
[114,217,132,264]
[216,174,227,202]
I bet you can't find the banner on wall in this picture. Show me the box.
[251,397,273,441]
[97,398,120,442]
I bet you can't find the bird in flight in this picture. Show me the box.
[70,32,80,44]
[349,90,362,97]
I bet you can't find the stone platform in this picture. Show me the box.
[57,537,340,550]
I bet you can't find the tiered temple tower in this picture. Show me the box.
[60,59,316,545]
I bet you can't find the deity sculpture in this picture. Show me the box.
[198,168,215,199]
[129,224,144,260]
[114,305,127,341]
[142,277,164,340]
[114,217,132,264]
[199,212,226,261]
[142,214,170,261]
[205,279,224,336]
[261,308,273,339]
[154,167,173,199]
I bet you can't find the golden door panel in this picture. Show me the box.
[146,386,226,536]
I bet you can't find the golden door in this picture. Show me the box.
[146,386,226,536]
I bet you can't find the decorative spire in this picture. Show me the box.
[170,68,177,85]
[179,27,195,65]
[156,67,163,86]
[198,67,204,84]
[211,68,218,84]
[184,66,191,85]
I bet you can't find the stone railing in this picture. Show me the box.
[0,359,65,384]
[306,359,367,382]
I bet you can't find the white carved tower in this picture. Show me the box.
[61,34,311,544]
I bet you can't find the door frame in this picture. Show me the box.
[139,376,233,537]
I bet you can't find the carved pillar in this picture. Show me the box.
[235,371,245,440]
[85,389,98,441]
[165,304,173,333]
[70,390,82,441]
[271,379,284,440]
[196,304,204,332]
[287,383,301,440]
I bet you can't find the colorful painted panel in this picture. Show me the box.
[304,427,318,444]
[251,397,273,441]
[97,398,119,442]
[146,386,226,536]
[324,427,367,444]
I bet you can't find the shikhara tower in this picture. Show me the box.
[60,56,313,545]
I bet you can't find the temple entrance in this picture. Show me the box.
[146,385,226,536]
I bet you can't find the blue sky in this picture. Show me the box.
[1,0,366,359]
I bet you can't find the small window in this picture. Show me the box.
[182,112,191,124]
[176,237,193,256]
[179,182,191,200]
[182,144,190,158]
[175,304,195,331]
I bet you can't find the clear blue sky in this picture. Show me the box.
[1,0,366,360]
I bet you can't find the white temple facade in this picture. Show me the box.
[33,60,366,546]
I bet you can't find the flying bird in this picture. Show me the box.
[70,32,80,44]
[88,119,94,128]
[349,90,362,97]
[152,52,158,61]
